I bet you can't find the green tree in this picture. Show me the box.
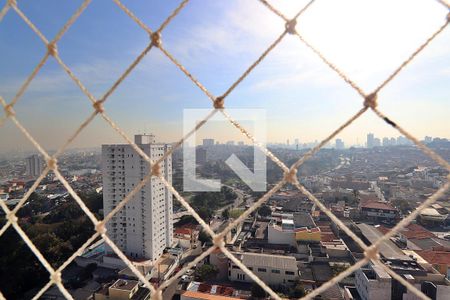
[195,264,218,281]
[222,208,230,219]
[0,223,48,299]
[198,230,212,245]
[251,282,267,299]
[221,186,237,201]
[82,192,103,215]
[197,206,213,222]
[393,199,412,214]
[33,232,74,267]
[258,205,271,217]
[290,284,306,298]
[175,215,198,226]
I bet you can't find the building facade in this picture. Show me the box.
[355,265,392,300]
[335,138,345,150]
[228,252,299,286]
[359,201,398,223]
[26,154,43,178]
[102,134,173,261]
[202,139,214,147]
[367,133,374,148]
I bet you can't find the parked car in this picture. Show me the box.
[181,275,193,283]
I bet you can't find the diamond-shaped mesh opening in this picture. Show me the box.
[1,0,449,299]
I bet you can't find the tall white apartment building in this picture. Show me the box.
[102,134,173,261]
[26,154,43,178]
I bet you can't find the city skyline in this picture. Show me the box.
[1,131,448,156]
[1,0,450,153]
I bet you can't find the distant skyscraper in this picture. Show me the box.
[237,141,244,146]
[374,138,381,147]
[397,136,411,145]
[335,139,345,150]
[295,138,299,145]
[102,134,173,261]
[26,154,43,178]
[196,146,207,164]
[424,136,433,143]
[202,139,215,147]
[367,133,375,148]
[382,137,390,147]
[390,137,396,146]
[226,141,235,145]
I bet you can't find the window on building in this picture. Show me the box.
[257,268,266,272]
[272,269,280,274]
[285,271,295,275]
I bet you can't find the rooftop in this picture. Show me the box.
[293,212,316,229]
[318,283,344,300]
[360,200,397,211]
[235,252,297,270]
[310,262,334,283]
[181,290,241,300]
[416,247,450,265]
[382,258,426,275]
[376,224,436,240]
[174,227,193,235]
[358,223,410,260]
[409,237,450,250]
[184,282,243,300]
[111,279,138,291]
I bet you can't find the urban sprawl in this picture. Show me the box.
[1,134,450,300]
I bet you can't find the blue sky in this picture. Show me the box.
[0,0,449,153]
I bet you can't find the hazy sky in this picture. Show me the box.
[0,0,449,153]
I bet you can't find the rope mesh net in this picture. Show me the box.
[1,0,449,299]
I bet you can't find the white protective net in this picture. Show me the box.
[0,0,449,299]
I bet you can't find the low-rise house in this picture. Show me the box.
[321,239,350,258]
[174,227,198,249]
[268,212,322,246]
[358,200,398,223]
[180,281,249,300]
[94,279,150,300]
[228,252,299,286]
[415,246,450,279]
[418,207,448,227]
[355,265,392,300]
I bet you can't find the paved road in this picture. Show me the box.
[216,185,246,214]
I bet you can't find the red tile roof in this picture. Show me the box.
[175,228,192,235]
[321,233,338,242]
[360,201,397,211]
[416,247,450,265]
[375,224,436,239]
[376,226,390,235]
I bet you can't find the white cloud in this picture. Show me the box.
[166,0,450,93]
